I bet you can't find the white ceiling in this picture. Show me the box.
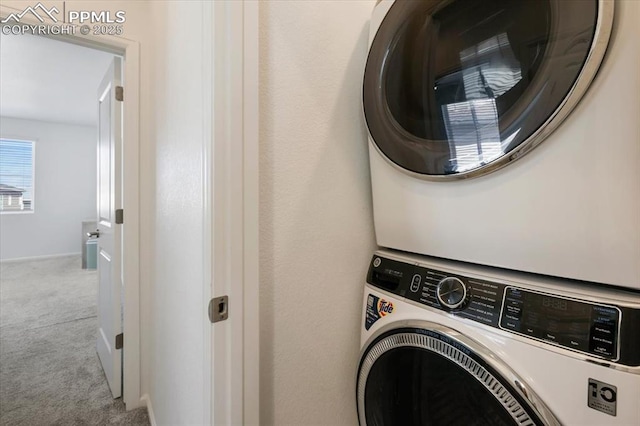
[0,33,115,126]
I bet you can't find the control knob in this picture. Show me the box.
[436,277,468,310]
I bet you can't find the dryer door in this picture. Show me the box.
[363,0,612,179]
[356,325,559,426]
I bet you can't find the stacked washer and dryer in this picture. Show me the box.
[357,0,640,425]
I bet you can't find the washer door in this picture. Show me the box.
[363,0,612,179]
[356,325,559,426]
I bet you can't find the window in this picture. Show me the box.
[0,139,35,213]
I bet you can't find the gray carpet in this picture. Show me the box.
[0,255,149,426]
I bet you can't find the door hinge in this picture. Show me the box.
[115,85,124,102]
[115,209,124,224]
[115,333,123,350]
[208,296,228,323]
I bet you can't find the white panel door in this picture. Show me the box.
[96,57,123,399]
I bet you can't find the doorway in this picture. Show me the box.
[0,22,143,422]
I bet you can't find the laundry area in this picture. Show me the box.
[356,0,639,425]
[0,0,638,425]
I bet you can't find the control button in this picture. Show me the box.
[590,344,614,357]
[563,334,588,352]
[506,305,522,318]
[503,320,520,330]
[590,335,615,357]
[373,258,381,268]
[592,322,615,336]
[594,326,612,335]
[591,336,614,345]
[589,320,617,357]
[410,274,421,293]
[436,277,468,310]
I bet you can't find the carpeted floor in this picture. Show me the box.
[0,255,149,426]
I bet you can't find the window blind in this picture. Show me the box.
[0,139,34,211]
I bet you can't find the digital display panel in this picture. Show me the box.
[500,287,619,359]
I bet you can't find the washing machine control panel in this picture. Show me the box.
[499,287,619,359]
[367,255,640,366]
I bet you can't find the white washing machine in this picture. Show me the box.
[357,250,640,425]
[363,0,640,289]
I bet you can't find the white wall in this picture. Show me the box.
[143,2,207,424]
[259,1,376,425]
[0,117,96,260]
[0,1,206,423]
[2,2,378,424]
[0,2,204,422]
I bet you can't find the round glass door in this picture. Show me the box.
[356,327,558,426]
[363,0,612,178]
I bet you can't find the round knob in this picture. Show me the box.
[436,277,468,310]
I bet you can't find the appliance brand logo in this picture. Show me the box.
[377,299,394,316]
[588,378,617,416]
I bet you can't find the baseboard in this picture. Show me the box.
[141,394,157,426]
[0,252,81,263]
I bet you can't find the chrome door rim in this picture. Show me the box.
[356,321,561,426]
[365,0,615,181]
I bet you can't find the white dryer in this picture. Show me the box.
[363,0,640,289]
[357,250,640,425]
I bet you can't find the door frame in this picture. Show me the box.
[204,0,260,424]
[0,5,142,409]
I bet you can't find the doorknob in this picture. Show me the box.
[87,229,100,238]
